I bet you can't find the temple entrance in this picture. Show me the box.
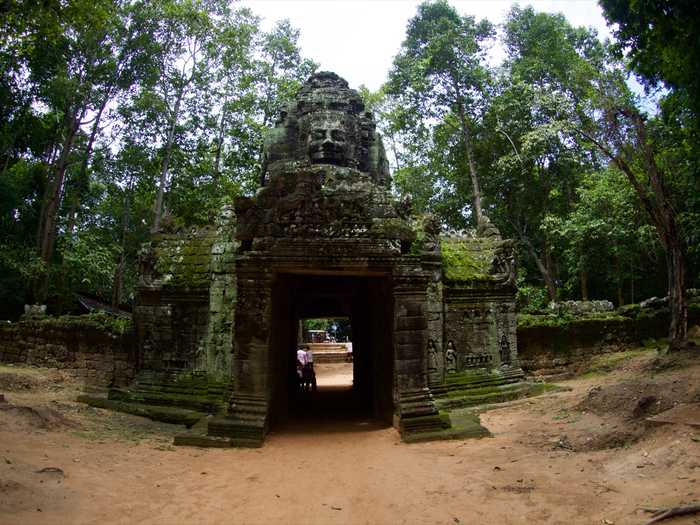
[269,273,394,428]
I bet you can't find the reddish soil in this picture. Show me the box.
[1,350,699,525]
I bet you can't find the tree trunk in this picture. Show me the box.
[580,269,588,301]
[456,104,483,225]
[65,94,110,238]
[615,255,624,306]
[34,108,84,301]
[152,87,184,233]
[630,261,635,304]
[666,240,687,350]
[213,102,227,179]
[37,115,80,261]
[522,235,557,301]
[576,108,688,348]
[112,180,133,308]
[111,257,125,309]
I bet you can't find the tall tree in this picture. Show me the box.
[573,71,691,348]
[599,0,700,119]
[386,0,494,225]
[479,6,605,300]
[148,0,226,232]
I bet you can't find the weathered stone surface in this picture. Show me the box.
[262,71,389,186]
[0,315,135,385]
[122,71,526,446]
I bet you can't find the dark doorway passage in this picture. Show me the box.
[269,273,394,431]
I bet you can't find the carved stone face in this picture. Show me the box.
[305,111,352,167]
[261,72,390,184]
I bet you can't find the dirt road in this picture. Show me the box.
[1,351,699,525]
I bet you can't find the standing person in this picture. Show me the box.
[296,345,307,391]
[303,345,316,392]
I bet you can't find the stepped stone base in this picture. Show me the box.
[312,352,351,364]
[108,370,230,413]
[76,370,230,431]
[395,387,447,441]
[204,394,269,447]
[78,395,206,427]
[430,366,562,420]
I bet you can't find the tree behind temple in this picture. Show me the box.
[385,0,494,225]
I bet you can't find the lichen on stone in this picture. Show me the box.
[440,237,493,282]
[152,228,216,288]
[19,312,133,335]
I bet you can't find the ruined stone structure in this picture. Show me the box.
[130,72,523,446]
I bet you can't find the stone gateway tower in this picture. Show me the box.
[131,72,523,446]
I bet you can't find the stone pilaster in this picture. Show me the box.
[392,266,445,438]
[207,261,273,446]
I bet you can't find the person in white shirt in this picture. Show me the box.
[297,345,316,392]
[297,347,308,368]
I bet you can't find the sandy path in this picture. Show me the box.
[314,363,353,387]
[1,362,699,525]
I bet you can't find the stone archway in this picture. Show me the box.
[268,273,394,426]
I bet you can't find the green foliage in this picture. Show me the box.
[1,0,698,325]
[517,311,627,329]
[26,312,133,336]
[542,168,659,301]
[440,238,490,281]
[0,0,315,316]
[599,0,700,119]
[303,318,327,331]
[516,284,550,313]
[60,232,119,299]
[385,0,494,226]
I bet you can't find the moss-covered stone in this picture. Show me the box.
[368,217,416,240]
[18,312,133,336]
[517,312,628,329]
[78,395,205,427]
[440,237,493,281]
[151,228,216,289]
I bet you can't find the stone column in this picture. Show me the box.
[207,262,272,446]
[392,266,447,438]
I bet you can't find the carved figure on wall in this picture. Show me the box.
[445,341,457,373]
[137,245,157,286]
[396,194,413,220]
[476,213,501,239]
[427,339,439,370]
[422,213,442,254]
[490,240,516,287]
[499,333,511,365]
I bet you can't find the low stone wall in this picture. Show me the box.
[0,314,136,385]
[517,305,700,378]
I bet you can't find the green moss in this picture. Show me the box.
[78,395,204,427]
[153,230,215,288]
[25,312,133,335]
[517,312,628,329]
[408,225,426,255]
[368,218,415,240]
[440,238,491,281]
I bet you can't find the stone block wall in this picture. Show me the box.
[135,205,236,378]
[0,315,136,385]
[517,305,700,377]
[134,297,210,371]
[442,285,518,373]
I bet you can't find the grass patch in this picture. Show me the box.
[582,348,656,377]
